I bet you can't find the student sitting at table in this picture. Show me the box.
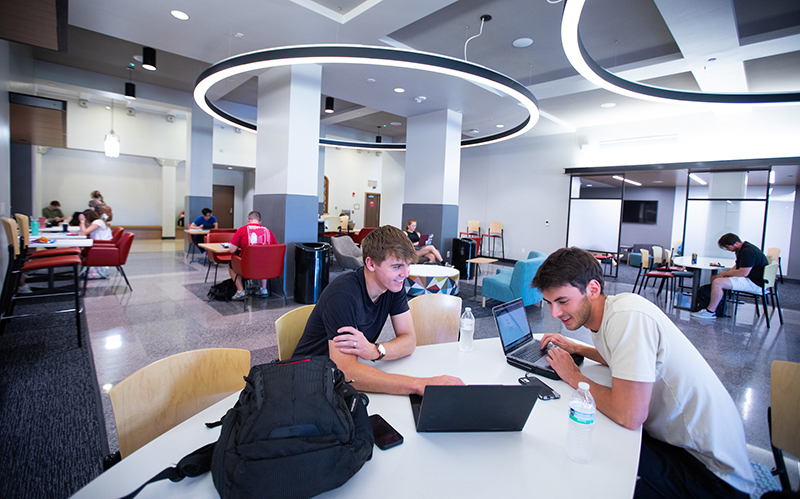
[533,248,754,499]
[228,211,277,301]
[189,208,218,252]
[42,200,66,225]
[404,219,443,263]
[292,225,464,395]
[79,209,113,279]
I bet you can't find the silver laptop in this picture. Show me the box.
[492,298,583,380]
[409,385,540,432]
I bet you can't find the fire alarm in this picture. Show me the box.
[352,192,355,197]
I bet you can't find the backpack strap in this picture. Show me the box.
[118,442,215,499]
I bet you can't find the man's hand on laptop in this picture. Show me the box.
[540,333,579,354]
[411,375,466,396]
[545,347,584,388]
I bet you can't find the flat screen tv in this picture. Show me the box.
[622,200,658,224]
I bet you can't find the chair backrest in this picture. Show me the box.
[466,220,479,233]
[116,232,135,264]
[651,246,663,265]
[330,236,363,270]
[14,213,30,249]
[2,218,21,258]
[763,263,779,290]
[239,243,287,280]
[664,249,672,267]
[488,221,503,234]
[207,232,234,244]
[510,256,546,305]
[770,360,800,460]
[210,228,236,234]
[527,250,547,259]
[351,227,375,245]
[109,348,251,458]
[339,215,349,231]
[111,227,124,244]
[640,249,651,270]
[275,305,315,360]
[408,294,462,346]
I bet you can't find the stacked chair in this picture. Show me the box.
[1,217,83,346]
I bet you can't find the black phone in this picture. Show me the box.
[518,374,561,400]
[369,414,403,450]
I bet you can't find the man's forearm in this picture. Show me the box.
[379,332,416,360]
[573,344,607,366]
[343,361,426,395]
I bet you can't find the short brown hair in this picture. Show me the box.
[718,233,740,248]
[247,211,261,221]
[362,225,416,265]
[532,247,605,295]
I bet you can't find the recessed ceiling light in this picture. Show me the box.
[512,38,533,48]
[390,122,401,126]
[468,128,479,134]
[105,106,110,110]
[414,96,426,103]
[228,167,233,170]
[394,87,405,93]
[600,102,616,108]
[367,78,376,83]
[653,180,663,183]
[496,124,504,128]
[133,55,143,62]
[586,184,592,187]
[171,10,189,20]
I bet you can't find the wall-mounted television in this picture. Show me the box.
[622,200,658,224]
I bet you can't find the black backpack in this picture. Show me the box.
[207,278,237,301]
[695,284,727,316]
[121,356,374,499]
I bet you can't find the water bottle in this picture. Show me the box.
[565,381,595,463]
[459,307,475,352]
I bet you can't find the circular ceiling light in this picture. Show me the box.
[390,122,402,126]
[367,78,376,83]
[194,44,540,150]
[171,10,189,21]
[561,0,800,105]
[496,124,504,128]
[600,102,616,108]
[394,87,405,93]
[512,38,533,48]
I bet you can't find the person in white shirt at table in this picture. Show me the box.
[533,247,754,499]
[79,209,112,279]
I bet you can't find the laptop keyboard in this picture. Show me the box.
[511,342,545,363]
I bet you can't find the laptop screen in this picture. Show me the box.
[493,298,533,353]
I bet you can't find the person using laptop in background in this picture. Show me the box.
[532,248,754,499]
[404,219,444,263]
[189,208,218,253]
[292,225,463,395]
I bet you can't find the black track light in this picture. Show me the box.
[325,96,334,114]
[142,47,156,71]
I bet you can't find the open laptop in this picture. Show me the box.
[417,233,430,246]
[409,384,540,432]
[492,298,584,380]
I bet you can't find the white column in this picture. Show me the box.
[161,162,177,238]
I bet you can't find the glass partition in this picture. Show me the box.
[567,175,624,278]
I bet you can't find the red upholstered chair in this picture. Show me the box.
[210,228,236,234]
[205,232,234,284]
[231,244,287,309]
[350,227,375,246]
[82,232,136,293]
[93,227,125,246]
[1,218,83,346]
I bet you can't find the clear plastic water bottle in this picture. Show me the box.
[565,381,595,463]
[459,307,475,352]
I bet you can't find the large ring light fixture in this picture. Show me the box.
[561,0,800,105]
[194,44,540,150]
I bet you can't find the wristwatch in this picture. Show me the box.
[372,343,386,362]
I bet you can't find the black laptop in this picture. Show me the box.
[492,298,584,380]
[409,385,540,432]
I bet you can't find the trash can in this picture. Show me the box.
[451,238,477,280]
[294,242,330,304]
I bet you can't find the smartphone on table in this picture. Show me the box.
[369,414,403,450]
[518,374,561,400]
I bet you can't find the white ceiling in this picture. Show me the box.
[25,0,800,139]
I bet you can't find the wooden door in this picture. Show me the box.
[364,193,380,228]
[212,185,234,228]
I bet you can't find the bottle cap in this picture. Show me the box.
[578,382,590,391]
[465,307,471,311]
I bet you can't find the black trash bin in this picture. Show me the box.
[451,238,477,280]
[294,242,330,304]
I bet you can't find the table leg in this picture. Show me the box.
[473,264,480,298]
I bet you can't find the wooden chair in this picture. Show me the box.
[767,247,783,284]
[16,213,80,259]
[275,305,315,360]
[637,247,674,306]
[408,294,461,346]
[481,221,504,259]
[769,360,800,491]
[732,263,783,328]
[459,220,480,238]
[632,248,651,292]
[109,348,251,458]
[651,245,665,269]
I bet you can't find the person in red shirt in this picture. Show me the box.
[228,211,278,300]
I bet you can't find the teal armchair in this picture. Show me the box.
[480,255,546,307]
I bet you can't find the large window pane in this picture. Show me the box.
[683,200,765,258]
[687,170,770,200]
[568,199,621,253]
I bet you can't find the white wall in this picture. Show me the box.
[39,148,164,225]
[323,146,384,230]
[381,151,405,228]
[459,133,575,259]
[213,122,256,168]
[66,96,187,160]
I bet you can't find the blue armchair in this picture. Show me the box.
[481,255,546,307]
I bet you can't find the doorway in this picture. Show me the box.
[213,184,234,228]
[364,193,380,228]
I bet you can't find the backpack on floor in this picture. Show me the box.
[207,278,237,301]
[121,356,374,499]
[695,284,726,316]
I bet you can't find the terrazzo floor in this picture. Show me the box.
[84,240,799,484]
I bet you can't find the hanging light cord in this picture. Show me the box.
[463,17,486,61]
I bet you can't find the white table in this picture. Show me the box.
[29,238,93,248]
[72,338,641,499]
[672,256,736,311]
[40,226,81,232]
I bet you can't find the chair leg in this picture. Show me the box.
[205,262,212,283]
[213,264,219,285]
[733,291,739,318]
[778,257,784,284]
[632,268,642,293]
[117,266,132,291]
[761,290,770,329]
[772,288,784,325]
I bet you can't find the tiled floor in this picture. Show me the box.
[85,241,799,482]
